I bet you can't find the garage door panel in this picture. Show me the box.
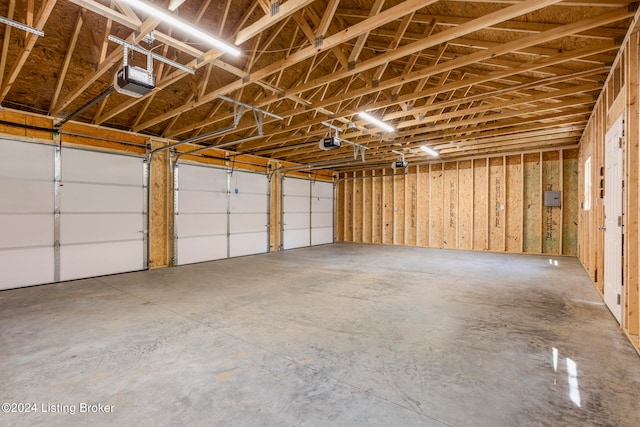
[61,183,142,213]
[312,212,333,228]
[62,149,141,185]
[284,195,310,213]
[60,213,143,244]
[179,165,227,191]
[178,190,227,213]
[0,179,54,213]
[230,213,267,233]
[60,241,143,281]
[0,247,55,290]
[312,228,333,245]
[284,212,310,230]
[230,232,267,257]
[0,139,54,179]
[230,193,267,213]
[283,178,310,196]
[177,235,227,265]
[283,229,310,249]
[1,214,54,248]
[311,181,333,198]
[312,197,333,212]
[177,213,227,237]
[231,171,267,191]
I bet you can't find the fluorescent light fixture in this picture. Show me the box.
[359,112,394,133]
[420,145,439,157]
[0,16,44,36]
[118,0,240,57]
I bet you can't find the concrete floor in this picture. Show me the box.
[1,243,640,427]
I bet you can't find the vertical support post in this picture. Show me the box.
[226,170,232,258]
[540,151,544,253]
[486,157,490,251]
[521,153,525,253]
[471,159,475,250]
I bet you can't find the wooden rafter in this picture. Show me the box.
[50,8,84,113]
[235,0,316,45]
[0,0,16,91]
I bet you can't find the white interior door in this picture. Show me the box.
[175,163,228,265]
[283,177,311,249]
[604,114,624,324]
[0,138,55,290]
[59,148,146,281]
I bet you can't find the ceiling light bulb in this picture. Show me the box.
[359,112,394,133]
[118,0,241,57]
[420,145,439,157]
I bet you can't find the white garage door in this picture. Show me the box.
[283,177,311,249]
[175,163,269,265]
[175,164,228,265]
[0,138,55,290]
[229,171,268,257]
[59,148,146,281]
[311,181,334,245]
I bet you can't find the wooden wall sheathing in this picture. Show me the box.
[383,173,393,244]
[429,163,444,248]
[488,157,504,252]
[149,140,170,268]
[394,172,405,245]
[506,156,523,253]
[337,150,579,256]
[523,153,542,253]
[354,171,364,243]
[562,150,579,256]
[473,159,489,251]
[542,151,561,255]
[363,171,372,243]
[443,162,458,249]
[417,165,430,247]
[406,167,418,247]
[458,161,473,250]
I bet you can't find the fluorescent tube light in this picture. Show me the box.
[359,112,394,133]
[118,0,240,57]
[420,145,439,157]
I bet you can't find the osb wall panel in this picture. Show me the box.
[563,150,579,256]
[443,162,458,249]
[405,167,418,246]
[523,153,542,253]
[488,157,505,252]
[473,160,488,251]
[383,173,394,244]
[363,171,372,243]
[394,173,405,245]
[542,151,561,255]
[458,161,473,250]
[506,155,523,253]
[373,172,383,244]
[337,150,578,256]
[417,165,430,246]
[149,140,170,268]
[429,163,444,248]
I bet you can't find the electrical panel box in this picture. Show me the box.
[544,191,561,207]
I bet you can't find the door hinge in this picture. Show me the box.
[619,137,624,148]
[618,215,623,227]
[617,293,621,305]
[622,180,625,190]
